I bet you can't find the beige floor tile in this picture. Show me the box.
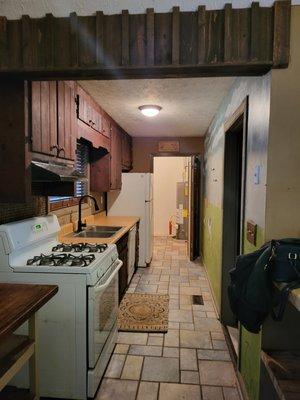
[118,332,148,345]
[114,344,129,354]
[210,332,225,340]
[104,354,126,378]
[193,318,222,332]
[169,309,193,323]
[180,370,200,384]
[180,322,194,330]
[163,347,179,358]
[159,383,201,400]
[197,349,231,361]
[223,386,240,400]
[142,357,180,383]
[147,335,164,346]
[129,345,162,357]
[137,382,159,400]
[180,330,212,349]
[199,361,236,387]
[180,348,198,371]
[96,378,138,400]
[136,284,158,293]
[121,355,143,380]
[168,321,180,330]
[201,385,223,400]
[212,339,228,350]
[164,330,180,347]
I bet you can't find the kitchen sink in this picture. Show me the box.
[67,225,123,239]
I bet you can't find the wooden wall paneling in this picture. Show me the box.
[70,12,78,67]
[21,15,32,68]
[40,81,50,155]
[129,14,146,66]
[0,16,7,68]
[197,6,206,64]
[205,10,224,63]
[7,19,22,68]
[31,82,42,154]
[180,11,197,65]
[224,4,232,62]
[122,10,130,66]
[273,0,291,67]
[45,13,54,68]
[78,16,96,66]
[228,7,251,63]
[103,14,122,67]
[146,8,154,66]
[49,81,58,155]
[258,7,274,62]
[95,11,104,65]
[154,13,172,65]
[172,6,180,65]
[54,17,70,68]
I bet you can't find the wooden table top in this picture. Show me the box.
[0,283,58,341]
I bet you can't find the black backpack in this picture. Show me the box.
[228,239,300,333]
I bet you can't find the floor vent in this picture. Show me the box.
[192,295,204,305]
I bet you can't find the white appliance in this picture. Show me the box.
[127,225,136,283]
[107,173,153,267]
[0,215,122,400]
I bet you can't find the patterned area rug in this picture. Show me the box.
[118,293,169,333]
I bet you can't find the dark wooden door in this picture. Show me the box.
[110,125,122,190]
[189,155,202,261]
[57,81,77,161]
[31,81,57,157]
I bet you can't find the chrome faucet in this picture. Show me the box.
[77,195,100,233]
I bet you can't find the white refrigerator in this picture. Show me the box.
[107,173,153,267]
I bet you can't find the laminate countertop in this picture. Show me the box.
[0,283,58,341]
[58,213,140,245]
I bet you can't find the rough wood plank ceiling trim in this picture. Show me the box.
[0,1,290,78]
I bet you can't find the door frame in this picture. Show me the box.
[150,152,202,260]
[220,97,249,330]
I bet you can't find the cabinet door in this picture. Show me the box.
[31,81,57,157]
[101,114,111,138]
[90,151,110,192]
[121,132,132,170]
[57,81,77,161]
[110,125,122,190]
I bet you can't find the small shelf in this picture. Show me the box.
[261,350,300,400]
[0,334,35,392]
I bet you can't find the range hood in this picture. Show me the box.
[31,161,86,183]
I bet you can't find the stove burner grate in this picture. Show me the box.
[26,253,96,267]
[52,243,108,253]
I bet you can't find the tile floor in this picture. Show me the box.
[96,236,240,400]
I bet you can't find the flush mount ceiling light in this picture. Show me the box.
[138,105,162,117]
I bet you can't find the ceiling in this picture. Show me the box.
[79,77,234,137]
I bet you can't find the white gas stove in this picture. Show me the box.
[0,215,122,399]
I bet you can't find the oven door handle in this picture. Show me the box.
[93,259,123,294]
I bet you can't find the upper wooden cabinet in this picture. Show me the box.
[57,81,77,161]
[110,125,122,190]
[31,81,77,162]
[121,131,132,171]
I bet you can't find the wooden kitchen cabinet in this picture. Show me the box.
[110,125,122,190]
[31,81,58,157]
[31,81,77,162]
[90,152,111,192]
[121,131,132,171]
[57,81,77,161]
[116,232,129,303]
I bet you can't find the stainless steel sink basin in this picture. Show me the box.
[67,225,123,239]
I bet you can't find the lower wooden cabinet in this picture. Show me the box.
[116,232,129,303]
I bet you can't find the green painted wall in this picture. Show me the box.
[202,200,222,310]
[202,76,271,400]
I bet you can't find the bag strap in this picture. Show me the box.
[271,280,300,321]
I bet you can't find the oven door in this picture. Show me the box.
[88,259,122,368]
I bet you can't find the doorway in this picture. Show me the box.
[220,99,248,358]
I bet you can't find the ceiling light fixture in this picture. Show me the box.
[138,105,162,117]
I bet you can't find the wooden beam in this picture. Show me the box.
[172,6,180,65]
[273,0,291,67]
[224,3,232,62]
[250,2,260,61]
[197,6,206,64]
[22,15,32,67]
[45,13,54,68]
[121,10,130,66]
[0,16,7,68]
[96,11,104,64]
[146,8,154,65]
[70,12,78,67]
